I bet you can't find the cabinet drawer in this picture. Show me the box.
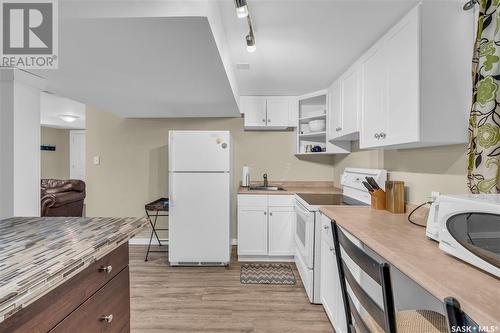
[238,194,267,207]
[0,243,129,333]
[50,267,130,333]
[268,195,294,207]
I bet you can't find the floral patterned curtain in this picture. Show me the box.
[467,0,500,193]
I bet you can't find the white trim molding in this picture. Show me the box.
[128,238,238,246]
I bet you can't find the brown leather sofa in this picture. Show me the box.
[41,179,86,217]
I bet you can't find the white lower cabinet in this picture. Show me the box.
[237,195,295,261]
[320,213,347,333]
[237,206,268,255]
[268,207,295,256]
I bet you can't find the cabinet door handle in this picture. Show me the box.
[269,212,273,216]
[101,314,113,323]
[264,211,267,215]
[374,133,380,139]
[262,118,266,123]
[379,132,386,139]
[99,265,112,274]
[268,119,271,123]
[336,127,342,132]
[323,225,329,230]
[329,247,334,252]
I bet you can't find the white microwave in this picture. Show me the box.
[426,194,500,277]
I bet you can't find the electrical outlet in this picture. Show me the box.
[93,155,100,165]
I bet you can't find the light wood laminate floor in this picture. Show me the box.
[129,245,334,333]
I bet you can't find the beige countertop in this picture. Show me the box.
[238,181,342,195]
[319,206,499,326]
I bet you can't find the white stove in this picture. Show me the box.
[293,168,387,303]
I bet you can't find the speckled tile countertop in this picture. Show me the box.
[0,216,148,323]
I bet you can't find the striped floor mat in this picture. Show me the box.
[240,263,296,285]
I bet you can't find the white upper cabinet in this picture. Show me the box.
[359,2,474,149]
[266,96,291,127]
[328,81,342,140]
[361,45,387,148]
[241,96,267,128]
[340,67,361,139]
[241,96,295,130]
[329,66,361,142]
[361,7,420,148]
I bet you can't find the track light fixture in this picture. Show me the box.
[235,0,248,18]
[234,0,256,53]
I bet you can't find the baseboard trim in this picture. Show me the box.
[238,255,295,262]
[128,237,169,245]
[129,238,238,246]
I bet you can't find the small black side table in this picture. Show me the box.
[144,198,169,261]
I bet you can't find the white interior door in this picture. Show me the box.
[70,130,86,180]
[169,131,230,172]
[169,172,230,263]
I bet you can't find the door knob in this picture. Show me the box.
[379,132,386,139]
[374,133,380,139]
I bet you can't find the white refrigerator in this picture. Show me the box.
[168,130,232,266]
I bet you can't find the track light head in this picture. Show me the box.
[246,34,256,53]
[235,0,248,18]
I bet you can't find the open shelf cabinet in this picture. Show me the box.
[295,90,350,155]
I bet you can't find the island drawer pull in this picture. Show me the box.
[101,314,113,323]
[99,265,112,273]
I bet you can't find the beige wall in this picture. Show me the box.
[85,107,335,238]
[86,106,469,238]
[333,141,468,204]
[41,126,70,180]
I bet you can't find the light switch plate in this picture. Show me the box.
[93,155,100,165]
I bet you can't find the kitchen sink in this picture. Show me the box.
[248,186,286,191]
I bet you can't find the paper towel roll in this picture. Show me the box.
[242,166,250,187]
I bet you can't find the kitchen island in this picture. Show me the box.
[0,216,147,332]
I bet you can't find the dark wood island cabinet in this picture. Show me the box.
[0,217,147,333]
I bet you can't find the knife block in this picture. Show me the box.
[385,181,405,214]
[370,189,386,210]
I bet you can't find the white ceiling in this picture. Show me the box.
[33,0,420,118]
[40,92,86,129]
[219,0,419,95]
[34,16,239,118]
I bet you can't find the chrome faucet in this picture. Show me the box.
[263,173,268,187]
